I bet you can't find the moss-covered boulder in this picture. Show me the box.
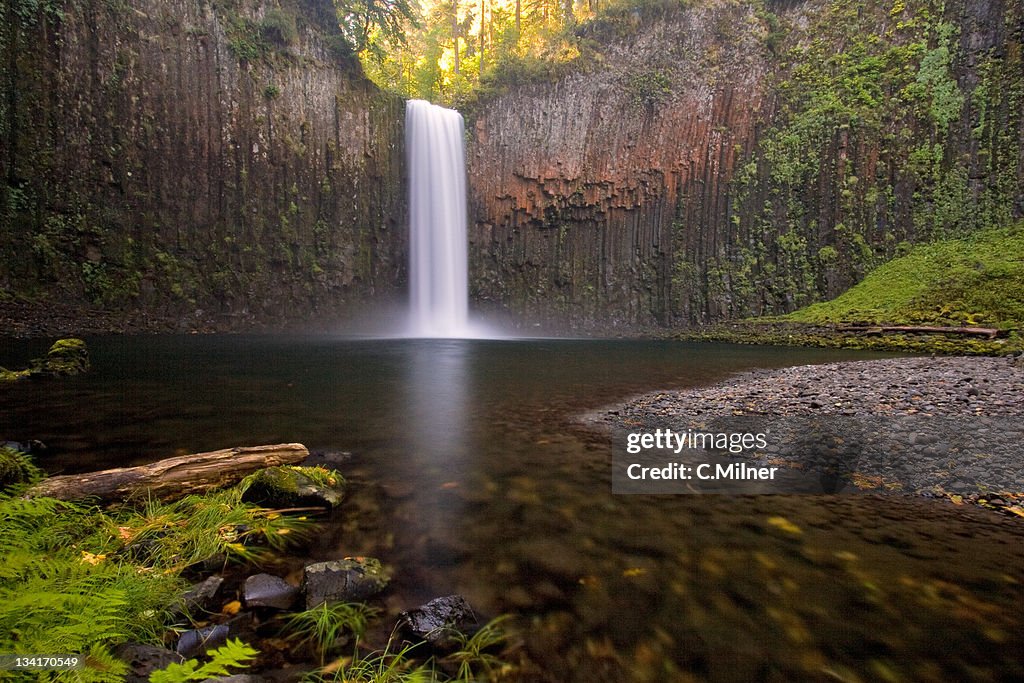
[240,465,345,510]
[39,338,90,376]
[1,338,90,381]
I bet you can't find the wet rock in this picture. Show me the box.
[173,575,224,619]
[400,595,476,645]
[115,643,183,683]
[244,573,299,610]
[202,676,267,683]
[176,623,231,658]
[303,557,388,608]
[241,466,345,509]
[1,439,46,455]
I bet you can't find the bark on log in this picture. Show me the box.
[29,443,309,503]
[837,325,1001,339]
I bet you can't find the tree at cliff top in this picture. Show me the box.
[335,0,419,57]
[360,0,640,105]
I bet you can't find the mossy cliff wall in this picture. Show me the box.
[0,0,405,330]
[467,0,1023,331]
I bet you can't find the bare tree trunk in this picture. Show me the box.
[453,0,460,75]
[836,325,1002,338]
[29,443,310,503]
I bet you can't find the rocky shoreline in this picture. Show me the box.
[591,355,1024,512]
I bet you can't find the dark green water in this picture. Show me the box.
[2,336,1023,682]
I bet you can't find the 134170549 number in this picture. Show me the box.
[0,655,83,670]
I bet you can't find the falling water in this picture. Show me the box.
[406,99,469,338]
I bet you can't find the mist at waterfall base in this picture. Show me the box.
[404,99,496,339]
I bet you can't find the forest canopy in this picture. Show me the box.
[347,0,674,105]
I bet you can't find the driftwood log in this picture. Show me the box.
[837,325,1001,339]
[29,443,309,503]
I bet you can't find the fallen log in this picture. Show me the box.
[837,325,1001,339]
[29,443,309,503]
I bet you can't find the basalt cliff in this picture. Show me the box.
[2,0,1022,334]
[1,0,405,332]
[466,0,1023,331]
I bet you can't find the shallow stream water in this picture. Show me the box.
[2,335,1023,682]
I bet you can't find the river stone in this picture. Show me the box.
[115,643,183,683]
[172,575,224,619]
[244,573,299,610]
[400,594,476,644]
[176,623,230,658]
[303,557,388,608]
[241,466,345,509]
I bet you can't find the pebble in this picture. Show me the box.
[611,356,1024,503]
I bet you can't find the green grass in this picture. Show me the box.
[283,602,381,664]
[782,223,1024,330]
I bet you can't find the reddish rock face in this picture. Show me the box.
[466,0,1024,332]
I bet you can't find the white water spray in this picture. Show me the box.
[406,99,470,338]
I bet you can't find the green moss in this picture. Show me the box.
[677,323,1012,356]
[41,337,90,375]
[782,223,1024,330]
[240,465,346,508]
[1,337,89,381]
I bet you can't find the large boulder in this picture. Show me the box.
[302,557,388,608]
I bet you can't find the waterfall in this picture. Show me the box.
[406,99,469,338]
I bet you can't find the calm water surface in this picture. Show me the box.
[2,336,1023,682]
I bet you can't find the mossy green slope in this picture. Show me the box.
[781,223,1024,330]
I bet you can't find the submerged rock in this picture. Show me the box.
[115,643,183,683]
[243,573,299,610]
[303,557,388,608]
[172,575,224,619]
[400,595,476,645]
[241,466,345,510]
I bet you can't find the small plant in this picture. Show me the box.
[109,489,315,569]
[261,8,299,46]
[306,635,435,683]
[626,69,673,110]
[293,465,344,489]
[150,638,258,683]
[0,446,43,489]
[443,616,512,682]
[264,83,281,99]
[284,602,381,664]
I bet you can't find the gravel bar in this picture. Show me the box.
[598,356,1024,508]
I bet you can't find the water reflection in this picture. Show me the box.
[395,340,473,569]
